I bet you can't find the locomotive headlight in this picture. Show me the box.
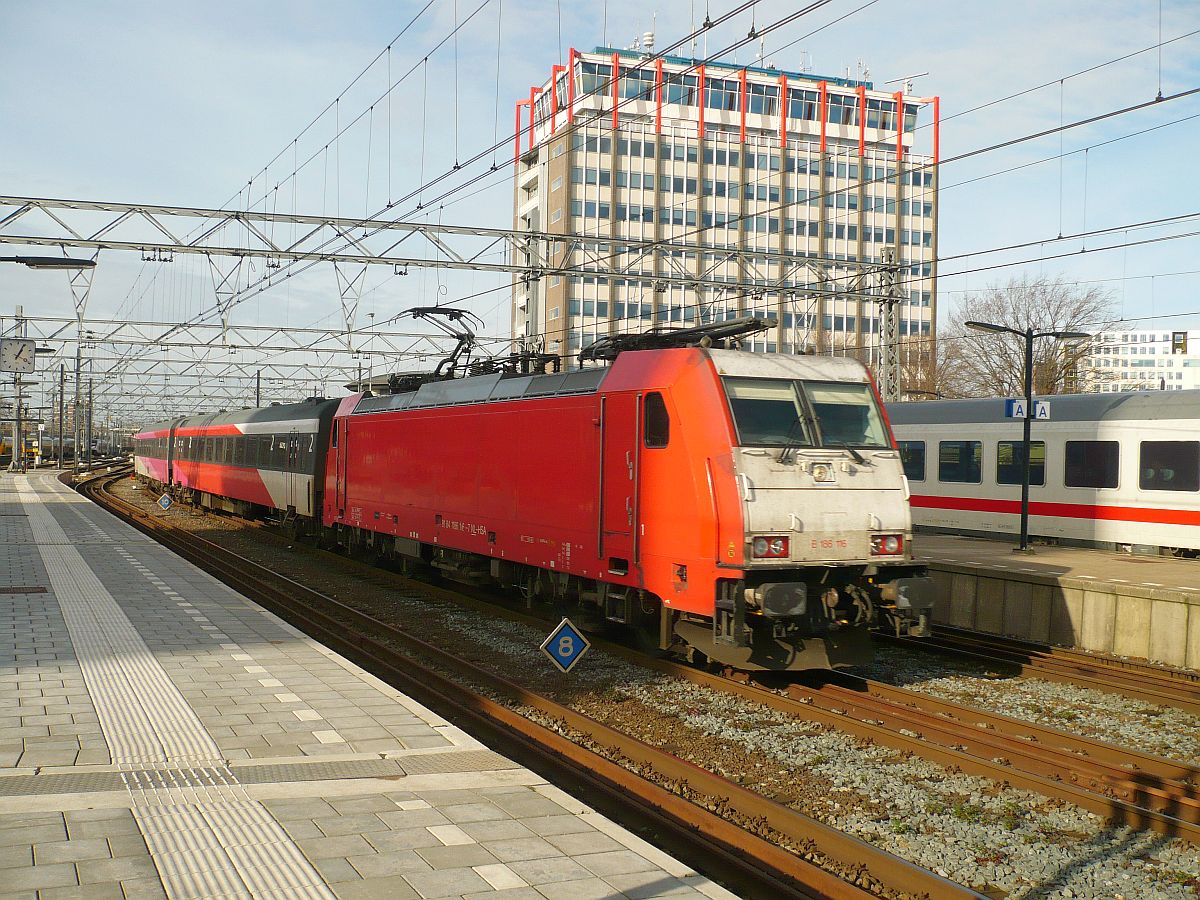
[870,534,904,556]
[811,463,835,483]
[752,536,790,559]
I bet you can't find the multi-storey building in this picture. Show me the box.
[510,45,939,368]
[1080,329,1200,392]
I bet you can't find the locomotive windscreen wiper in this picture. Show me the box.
[829,441,867,464]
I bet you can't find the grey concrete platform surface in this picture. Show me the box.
[0,471,735,900]
[915,533,1200,668]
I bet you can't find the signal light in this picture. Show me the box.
[752,536,789,559]
[870,534,904,556]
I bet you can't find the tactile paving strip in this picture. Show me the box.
[18,476,335,900]
[0,759,410,796]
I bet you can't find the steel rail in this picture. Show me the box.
[82,471,977,900]
[882,630,1200,717]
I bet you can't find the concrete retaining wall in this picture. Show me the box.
[927,564,1200,670]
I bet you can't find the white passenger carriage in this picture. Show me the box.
[888,391,1200,555]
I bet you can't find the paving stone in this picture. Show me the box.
[462,889,544,900]
[332,874,421,899]
[471,862,530,891]
[2,861,79,891]
[311,855,362,884]
[64,817,139,840]
[315,813,388,837]
[33,837,112,864]
[297,834,376,859]
[38,883,125,900]
[0,822,67,846]
[347,849,433,879]
[0,843,33,868]
[377,808,450,830]
[442,802,511,824]
[402,867,491,898]
[77,855,165,884]
[415,843,498,870]
[328,796,399,816]
[116,876,169,900]
[363,828,445,853]
[605,871,702,898]
[544,830,625,856]
[576,849,659,877]
[517,815,593,837]
[506,856,594,886]
[458,820,536,842]
[105,834,150,858]
[479,836,565,864]
[537,877,628,899]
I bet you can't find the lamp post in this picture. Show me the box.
[965,321,1090,552]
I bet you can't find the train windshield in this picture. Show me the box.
[722,378,890,449]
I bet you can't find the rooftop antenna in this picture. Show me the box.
[884,72,930,95]
[798,50,813,74]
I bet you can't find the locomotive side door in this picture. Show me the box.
[599,392,639,573]
[333,419,346,517]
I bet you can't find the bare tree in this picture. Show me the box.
[942,274,1117,397]
[899,335,969,399]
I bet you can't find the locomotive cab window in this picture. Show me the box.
[938,440,982,483]
[1139,441,1199,492]
[898,440,925,481]
[722,378,813,446]
[1065,440,1119,489]
[643,392,669,448]
[997,440,1045,486]
[721,377,888,448]
[805,382,890,448]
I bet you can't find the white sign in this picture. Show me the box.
[1005,399,1050,420]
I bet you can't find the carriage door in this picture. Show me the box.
[284,429,300,512]
[599,393,640,574]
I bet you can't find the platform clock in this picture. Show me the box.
[0,338,36,373]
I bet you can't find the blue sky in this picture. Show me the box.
[1,0,1197,347]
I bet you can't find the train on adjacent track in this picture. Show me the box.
[133,319,934,671]
[889,390,1200,555]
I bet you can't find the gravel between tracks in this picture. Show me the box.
[859,646,1200,766]
[112,480,1200,899]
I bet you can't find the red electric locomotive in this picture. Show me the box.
[135,318,932,670]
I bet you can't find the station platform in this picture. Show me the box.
[915,533,1200,669]
[0,471,730,900]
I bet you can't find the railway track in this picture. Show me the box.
[883,626,1200,716]
[82,469,977,900]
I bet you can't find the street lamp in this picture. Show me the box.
[965,321,1090,552]
[0,256,97,270]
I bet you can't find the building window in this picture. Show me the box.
[1139,441,1199,492]
[704,77,741,111]
[997,441,1045,486]
[898,440,925,481]
[550,208,562,224]
[551,176,562,192]
[1064,441,1119,488]
[938,440,982,483]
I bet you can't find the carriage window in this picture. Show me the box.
[1065,441,1119,488]
[898,441,925,481]
[1139,441,1199,492]
[644,392,670,448]
[997,440,1045,486]
[938,440,982,483]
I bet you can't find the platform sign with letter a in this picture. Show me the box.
[540,617,590,673]
[157,493,173,511]
[1005,399,1050,420]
